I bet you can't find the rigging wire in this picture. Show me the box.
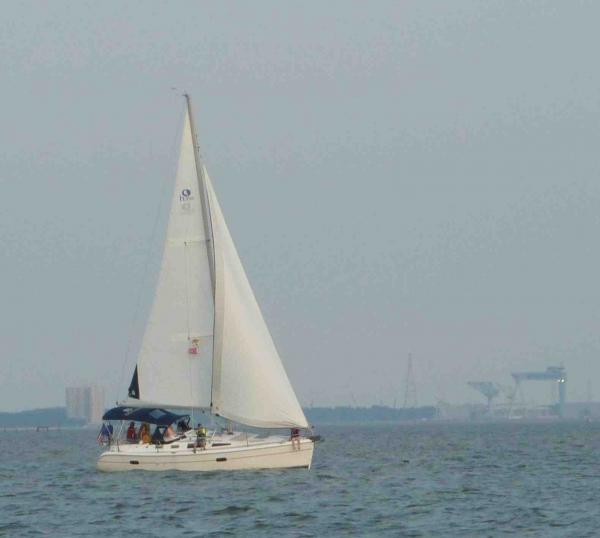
[184,239,195,428]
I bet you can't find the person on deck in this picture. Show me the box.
[126,422,137,442]
[290,428,300,450]
[164,425,177,443]
[196,423,207,449]
[177,419,191,433]
[151,426,164,445]
[139,424,151,444]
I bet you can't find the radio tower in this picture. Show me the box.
[403,353,418,408]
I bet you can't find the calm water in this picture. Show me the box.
[1,422,600,537]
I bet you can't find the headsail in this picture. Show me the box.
[207,170,308,429]
[126,108,214,408]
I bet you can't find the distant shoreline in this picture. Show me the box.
[4,403,595,428]
[0,407,85,428]
[0,405,437,428]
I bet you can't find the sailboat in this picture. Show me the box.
[97,96,315,472]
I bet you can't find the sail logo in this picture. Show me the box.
[180,188,194,211]
[180,188,194,201]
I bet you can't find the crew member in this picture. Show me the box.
[139,424,151,444]
[151,425,164,444]
[126,421,137,442]
[164,424,177,443]
[196,423,207,449]
[290,427,300,450]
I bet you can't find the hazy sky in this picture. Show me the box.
[1,1,600,411]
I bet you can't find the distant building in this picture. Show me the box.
[88,385,105,424]
[65,385,105,424]
[65,387,88,420]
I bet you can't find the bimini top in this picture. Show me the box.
[102,406,189,426]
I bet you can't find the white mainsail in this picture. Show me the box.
[130,110,214,409]
[126,98,307,429]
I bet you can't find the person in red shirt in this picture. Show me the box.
[126,421,137,442]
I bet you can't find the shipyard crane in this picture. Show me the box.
[509,366,567,418]
[468,381,500,411]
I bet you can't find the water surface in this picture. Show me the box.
[1,422,599,536]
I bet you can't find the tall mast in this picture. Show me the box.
[184,94,216,297]
[184,94,219,414]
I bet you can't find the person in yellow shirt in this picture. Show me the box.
[196,423,207,449]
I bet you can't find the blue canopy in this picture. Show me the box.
[102,406,189,426]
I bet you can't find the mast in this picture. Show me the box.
[184,94,216,296]
[184,94,220,414]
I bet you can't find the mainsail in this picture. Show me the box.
[127,108,214,409]
[125,98,307,429]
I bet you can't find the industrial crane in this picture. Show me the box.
[468,381,500,411]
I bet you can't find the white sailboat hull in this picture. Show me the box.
[97,438,314,472]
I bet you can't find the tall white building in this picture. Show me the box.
[65,387,88,419]
[65,385,105,424]
[88,385,105,424]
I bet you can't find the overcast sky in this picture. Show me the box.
[1,1,600,411]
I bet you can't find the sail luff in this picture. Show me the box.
[184,94,216,297]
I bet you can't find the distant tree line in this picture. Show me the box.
[0,407,85,428]
[1,405,439,428]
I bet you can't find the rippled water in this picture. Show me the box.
[1,421,600,536]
